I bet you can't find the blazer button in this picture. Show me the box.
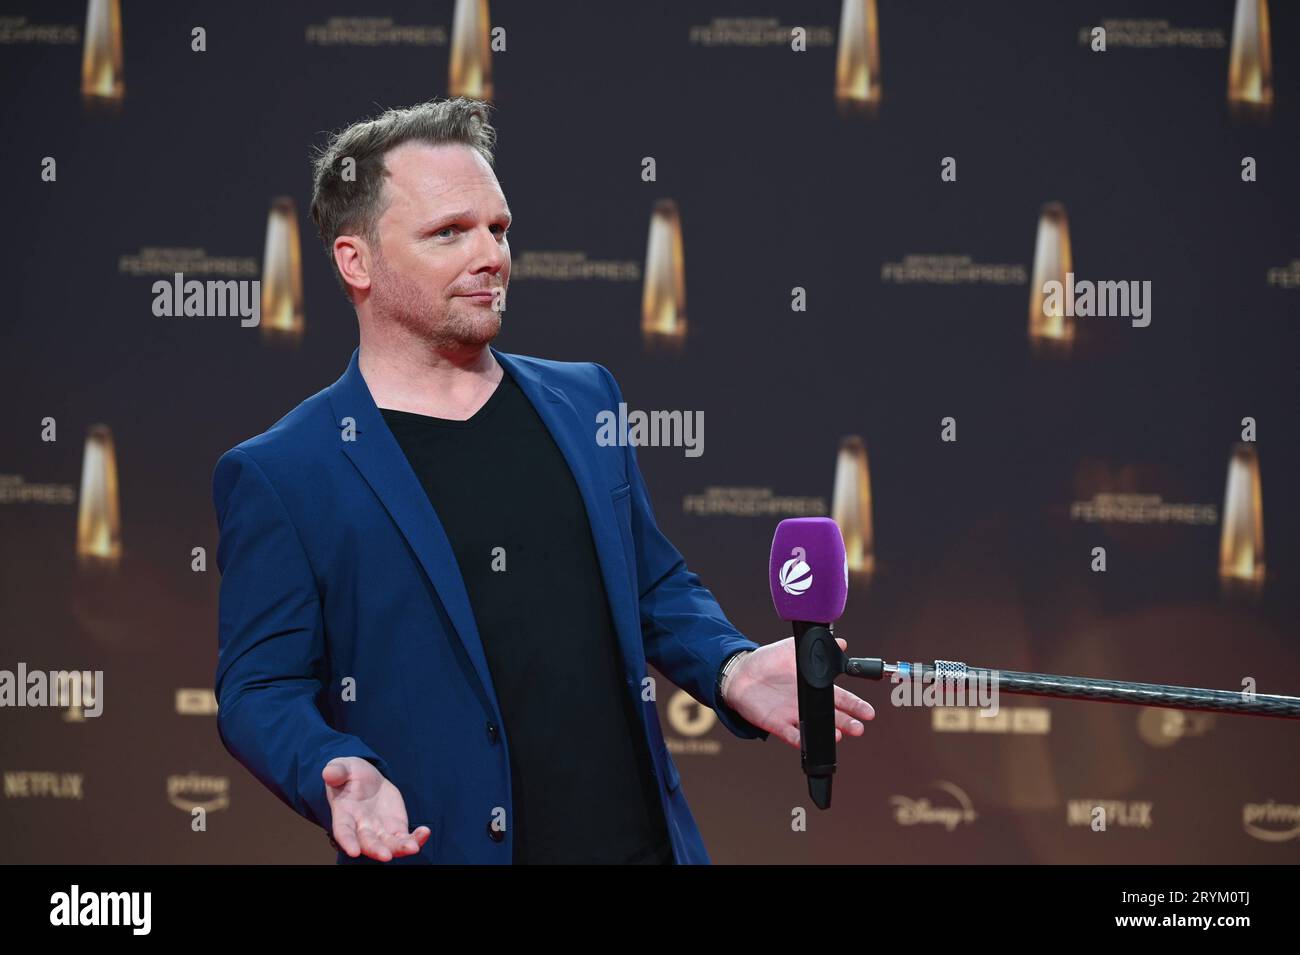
[486,721,499,743]
[487,820,505,842]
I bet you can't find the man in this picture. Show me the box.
[212,97,874,865]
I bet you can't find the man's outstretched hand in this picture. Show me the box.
[724,637,875,748]
[323,756,431,861]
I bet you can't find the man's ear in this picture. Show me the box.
[333,234,373,298]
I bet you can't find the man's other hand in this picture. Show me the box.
[323,756,431,861]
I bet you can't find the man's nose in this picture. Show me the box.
[469,225,507,275]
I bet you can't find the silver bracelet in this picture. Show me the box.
[719,650,751,703]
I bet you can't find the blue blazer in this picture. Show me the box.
[212,346,765,864]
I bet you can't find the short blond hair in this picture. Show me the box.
[309,97,497,300]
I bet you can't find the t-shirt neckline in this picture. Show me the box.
[378,367,513,429]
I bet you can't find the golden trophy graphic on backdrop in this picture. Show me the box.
[641,199,687,353]
[835,0,882,117]
[76,423,122,567]
[261,197,305,345]
[81,0,124,111]
[832,435,876,580]
[1028,202,1075,357]
[1219,443,1265,596]
[1227,0,1272,121]
[449,0,493,101]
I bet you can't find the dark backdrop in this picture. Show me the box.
[1,0,1296,863]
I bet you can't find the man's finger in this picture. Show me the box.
[333,817,361,858]
[322,760,351,790]
[357,823,393,862]
[790,724,848,748]
[380,829,414,856]
[834,685,875,721]
[388,824,429,856]
[394,827,430,856]
[835,708,866,736]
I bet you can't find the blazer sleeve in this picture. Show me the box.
[212,447,392,830]
[593,364,769,742]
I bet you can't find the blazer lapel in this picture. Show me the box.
[325,347,499,711]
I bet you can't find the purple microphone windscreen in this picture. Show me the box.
[769,517,849,623]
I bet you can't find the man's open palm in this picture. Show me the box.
[323,756,430,861]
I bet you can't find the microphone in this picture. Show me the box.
[769,517,849,809]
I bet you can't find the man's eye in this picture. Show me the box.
[433,225,508,239]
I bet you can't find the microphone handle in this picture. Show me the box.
[792,621,840,809]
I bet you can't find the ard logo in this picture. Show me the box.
[667,689,716,737]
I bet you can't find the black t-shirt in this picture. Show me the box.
[379,366,672,864]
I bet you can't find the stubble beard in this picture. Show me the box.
[370,253,502,351]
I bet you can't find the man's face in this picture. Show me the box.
[357,141,511,349]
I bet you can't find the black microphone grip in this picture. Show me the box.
[793,621,841,809]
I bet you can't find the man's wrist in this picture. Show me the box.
[717,649,752,705]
